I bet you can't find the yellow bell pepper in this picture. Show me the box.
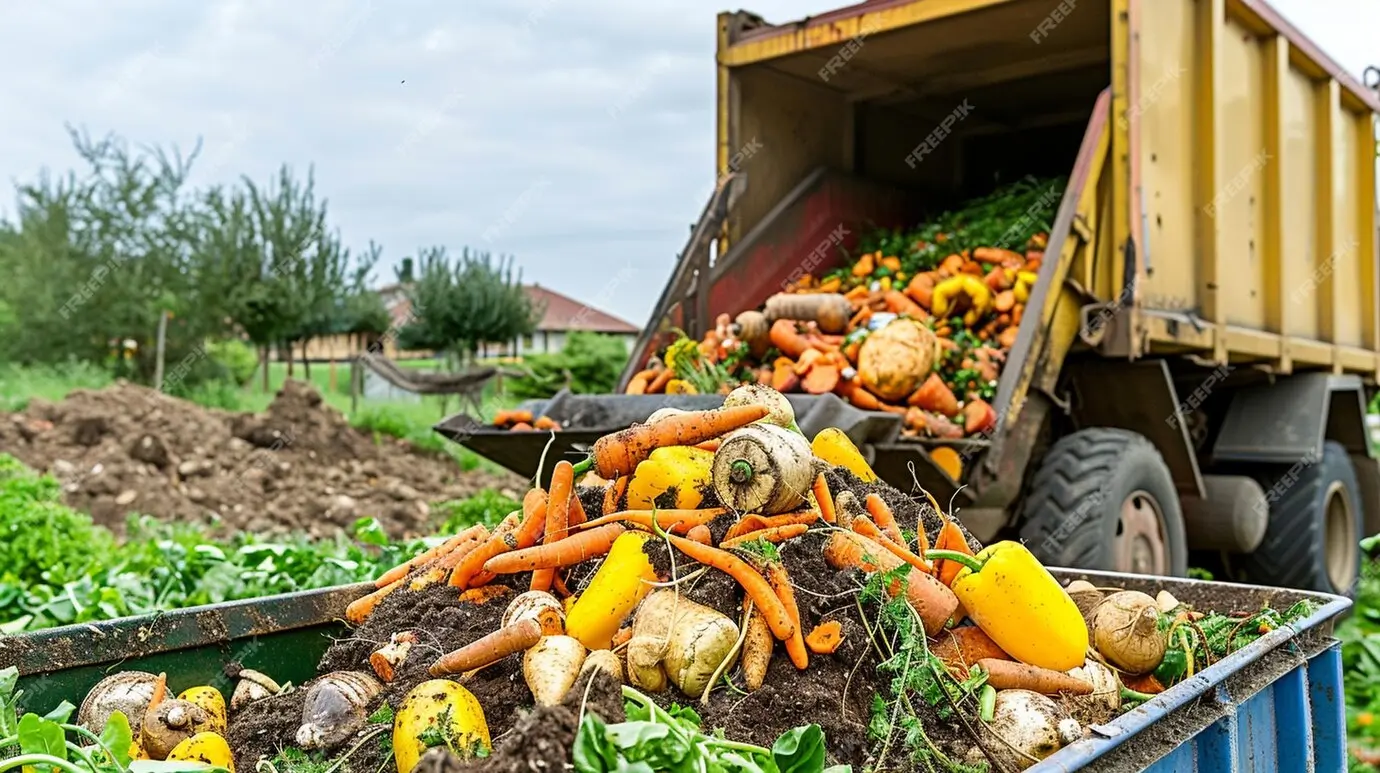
[665,379,698,395]
[393,680,490,772]
[625,446,713,510]
[565,531,658,649]
[931,275,992,320]
[926,541,1088,671]
[166,732,235,773]
[810,428,877,483]
[177,686,227,735]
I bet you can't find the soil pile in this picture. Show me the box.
[223,469,987,772]
[0,380,521,538]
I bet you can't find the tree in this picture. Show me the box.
[396,247,541,365]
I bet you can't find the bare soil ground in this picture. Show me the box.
[0,380,522,539]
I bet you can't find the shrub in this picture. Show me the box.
[509,331,629,399]
[435,488,523,533]
[206,338,260,386]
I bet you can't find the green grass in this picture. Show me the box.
[0,362,113,411]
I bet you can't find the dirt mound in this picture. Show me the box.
[0,380,521,539]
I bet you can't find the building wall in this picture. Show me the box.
[306,330,637,361]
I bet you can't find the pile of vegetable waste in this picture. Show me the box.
[621,178,1064,474]
[4,385,1318,773]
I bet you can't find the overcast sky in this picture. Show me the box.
[0,1,1373,329]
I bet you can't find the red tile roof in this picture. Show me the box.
[382,284,638,334]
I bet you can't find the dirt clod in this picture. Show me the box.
[0,380,521,538]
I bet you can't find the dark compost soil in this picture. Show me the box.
[225,466,990,773]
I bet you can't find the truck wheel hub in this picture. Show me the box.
[1324,482,1357,592]
[1117,491,1167,575]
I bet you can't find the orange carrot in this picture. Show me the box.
[933,519,974,586]
[805,621,843,654]
[864,494,904,545]
[493,409,533,427]
[148,672,168,710]
[516,489,551,547]
[930,626,1013,670]
[409,530,494,590]
[646,368,674,394]
[533,416,561,431]
[765,562,808,669]
[611,626,633,648]
[722,510,819,542]
[851,516,932,573]
[568,490,588,528]
[720,523,809,549]
[802,363,841,394]
[450,493,545,589]
[626,375,650,395]
[973,659,1093,695]
[604,476,628,515]
[1123,672,1166,695]
[908,373,960,417]
[589,404,769,478]
[695,439,722,453]
[813,473,837,524]
[429,618,543,676]
[686,524,713,545]
[374,525,488,588]
[665,534,795,640]
[483,523,626,574]
[532,461,575,593]
[769,319,813,360]
[578,508,726,534]
[458,585,514,605]
[347,577,406,624]
[822,530,957,636]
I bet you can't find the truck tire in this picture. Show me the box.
[1019,428,1188,576]
[1226,441,1360,594]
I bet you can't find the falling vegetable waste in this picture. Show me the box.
[2,385,1320,773]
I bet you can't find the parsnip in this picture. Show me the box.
[523,635,588,706]
[629,590,740,699]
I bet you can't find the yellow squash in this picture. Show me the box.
[166,732,234,772]
[625,446,713,510]
[177,686,227,734]
[810,428,877,483]
[927,541,1088,671]
[565,531,658,649]
[393,680,490,773]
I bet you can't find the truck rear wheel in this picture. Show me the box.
[1019,428,1188,576]
[1225,440,1360,594]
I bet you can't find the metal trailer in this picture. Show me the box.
[447,0,1380,598]
[0,572,1349,772]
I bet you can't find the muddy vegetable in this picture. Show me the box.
[974,689,1082,771]
[77,671,159,733]
[711,423,814,515]
[1091,590,1168,674]
[295,671,383,751]
[579,649,624,683]
[627,590,741,699]
[176,686,227,735]
[502,590,566,636]
[370,631,418,682]
[166,732,235,772]
[722,382,798,431]
[229,668,282,712]
[393,679,490,773]
[523,635,588,706]
[1067,657,1122,725]
[143,698,216,760]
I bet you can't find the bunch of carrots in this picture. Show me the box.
[492,409,561,432]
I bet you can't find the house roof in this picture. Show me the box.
[382,283,639,335]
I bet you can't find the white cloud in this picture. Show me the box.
[0,0,1373,329]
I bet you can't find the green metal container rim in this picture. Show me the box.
[0,582,373,676]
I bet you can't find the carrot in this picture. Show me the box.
[973,658,1094,696]
[533,415,561,431]
[578,507,726,534]
[802,363,841,394]
[611,626,634,649]
[864,494,904,545]
[604,475,629,515]
[930,626,1013,670]
[665,535,795,640]
[346,577,405,624]
[722,510,820,542]
[589,404,769,478]
[805,621,843,654]
[813,474,837,524]
[793,348,824,376]
[851,516,932,573]
[993,290,1016,313]
[626,375,649,395]
[822,530,957,636]
[458,585,514,605]
[646,368,674,394]
[374,524,489,588]
[531,462,575,593]
[409,530,494,590]
[764,562,808,669]
[769,319,813,359]
[772,358,800,392]
[686,524,713,545]
[1123,672,1166,695]
[450,492,547,588]
[836,379,882,410]
[939,254,965,275]
[568,490,588,528]
[695,438,722,453]
[429,618,543,676]
[148,672,168,710]
[933,519,974,586]
[493,409,533,427]
[908,373,960,417]
[720,523,809,549]
[884,290,925,317]
[483,523,626,574]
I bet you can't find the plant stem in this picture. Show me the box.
[1120,686,1157,705]
[571,458,593,477]
[922,549,984,573]
[729,460,753,485]
[0,754,90,773]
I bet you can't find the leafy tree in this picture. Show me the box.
[396,247,541,365]
[508,332,630,399]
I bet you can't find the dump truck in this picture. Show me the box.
[441,0,1380,597]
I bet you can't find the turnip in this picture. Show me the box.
[722,383,798,432]
[523,635,587,706]
[1066,658,1122,725]
[712,423,814,515]
[503,590,566,636]
[1091,591,1167,675]
[971,689,1082,771]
